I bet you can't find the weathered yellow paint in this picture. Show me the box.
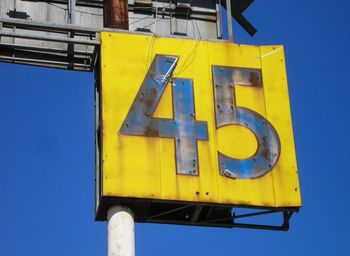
[100,32,301,208]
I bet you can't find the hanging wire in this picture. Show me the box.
[173,20,201,77]
[194,19,202,39]
[153,0,159,34]
[144,0,158,73]
[144,1,173,71]
[140,17,165,29]
[185,0,194,35]
[129,14,155,26]
[47,2,104,17]
[47,2,66,11]
[143,0,202,75]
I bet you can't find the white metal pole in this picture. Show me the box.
[226,0,234,42]
[107,206,135,256]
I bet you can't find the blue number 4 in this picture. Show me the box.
[119,55,208,175]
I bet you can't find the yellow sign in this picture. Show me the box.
[98,32,301,217]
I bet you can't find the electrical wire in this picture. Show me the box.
[140,17,164,29]
[47,2,103,16]
[194,19,202,39]
[154,0,159,34]
[185,0,194,35]
[173,19,201,77]
[129,14,155,26]
[139,0,202,76]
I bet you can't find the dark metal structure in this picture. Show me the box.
[96,197,298,231]
[152,0,257,36]
[0,0,257,70]
[0,18,99,71]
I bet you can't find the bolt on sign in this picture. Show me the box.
[95,32,301,229]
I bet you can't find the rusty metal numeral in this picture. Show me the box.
[212,66,281,179]
[120,55,208,175]
[173,78,208,175]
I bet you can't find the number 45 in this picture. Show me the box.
[120,55,280,179]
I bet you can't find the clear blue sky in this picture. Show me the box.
[1,1,349,255]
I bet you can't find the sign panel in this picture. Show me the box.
[97,32,301,222]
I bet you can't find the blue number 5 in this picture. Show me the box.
[212,66,281,179]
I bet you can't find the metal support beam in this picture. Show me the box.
[104,0,129,29]
[216,0,223,39]
[226,0,233,42]
[68,0,76,24]
[148,204,193,220]
[0,42,94,56]
[0,18,98,35]
[0,56,90,68]
[191,206,203,222]
[0,31,99,45]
